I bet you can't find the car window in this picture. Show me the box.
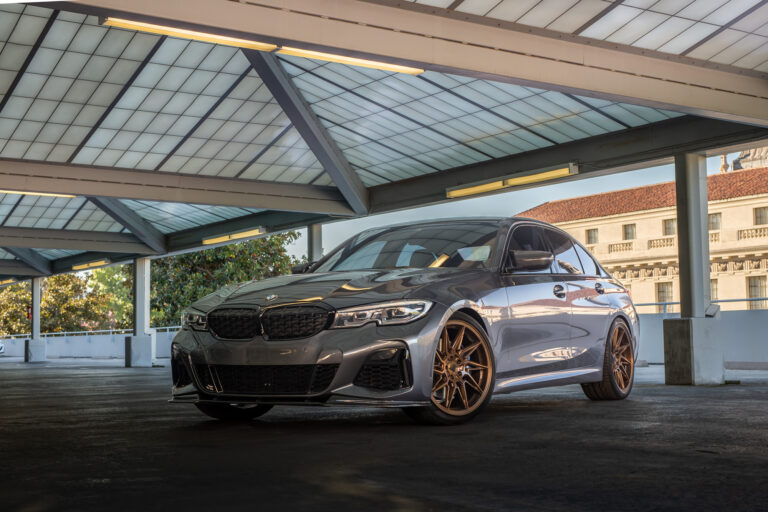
[544,229,584,275]
[506,225,552,274]
[573,242,599,276]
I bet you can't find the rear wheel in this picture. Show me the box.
[195,402,273,420]
[581,318,634,401]
[404,312,495,425]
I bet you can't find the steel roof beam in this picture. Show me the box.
[243,50,369,215]
[369,116,768,213]
[3,247,52,275]
[0,159,355,216]
[87,197,166,253]
[61,0,768,127]
[0,227,157,254]
[0,259,48,277]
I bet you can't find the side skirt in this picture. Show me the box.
[493,368,601,394]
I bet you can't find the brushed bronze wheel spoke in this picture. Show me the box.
[431,318,492,416]
[610,324,634,393]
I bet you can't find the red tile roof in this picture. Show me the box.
[517,167,768,224]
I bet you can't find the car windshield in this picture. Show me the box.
[314,222,501,272]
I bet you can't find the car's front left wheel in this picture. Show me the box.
[404,312,495,425]
[195,403,274,420]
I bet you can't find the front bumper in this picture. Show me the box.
[169,304,448,407]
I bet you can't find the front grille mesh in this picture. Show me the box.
[261,306,332,340]
[354,362,406,391]
[207,308,261,339]
[195,364,339,395]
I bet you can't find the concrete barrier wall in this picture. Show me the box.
[636,310,768,364]
[1,311,767,364]
[0,330,177,359]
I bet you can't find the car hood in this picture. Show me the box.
[187,268,480,313]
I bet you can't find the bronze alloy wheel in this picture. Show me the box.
[611,321,634,393]
[431,318,493,416]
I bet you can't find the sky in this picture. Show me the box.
[286,154,734,260]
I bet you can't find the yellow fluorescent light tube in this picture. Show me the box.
[0,189,75,198]
[503,167,572,187]
[277,47,424,75]
[446,180,505,199]
[72,260,109,271]
[203,228,264,246]
[446,165,577,199]
[0,278,16,286]
[103,18,277,51]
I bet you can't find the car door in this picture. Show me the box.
[541,228,608,370]
[498,224,573,378]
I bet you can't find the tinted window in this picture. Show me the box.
[314,223,500,272]
[544,229,584,275]
[573,243,599,276]
[506,225,551,274]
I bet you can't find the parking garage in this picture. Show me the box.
[1,1,768,510]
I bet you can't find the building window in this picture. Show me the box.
[710,279,718,301]
[623,224,636,241]
[586,228,598,245]
[754,207,768,226]
[656,282,673,313]
[747,276,767,310]
[663,218,676,236]
[708,213,721,231]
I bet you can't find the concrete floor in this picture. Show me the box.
[1,360,766,512]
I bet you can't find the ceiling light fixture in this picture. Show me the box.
[72,260,110,271]
[202,228,264,246]
[103,18,278,51]
[102,18,424,74]
[0,189,75,198]
[446,164,578,200]
[0,278,16,286]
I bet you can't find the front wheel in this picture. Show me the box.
[195,402,273,420]
[581,318,635,401]
[404,312,495,425]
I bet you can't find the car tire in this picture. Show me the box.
[195,403,274,420]
[581,317,635,401]
[403,311,495,426]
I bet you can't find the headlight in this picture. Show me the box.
[331,300,432,329]
[182,310,207,331]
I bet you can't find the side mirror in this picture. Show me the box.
[291,262,315,274]
[508,250,553,272]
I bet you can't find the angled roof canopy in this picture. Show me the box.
[1,0,767,284]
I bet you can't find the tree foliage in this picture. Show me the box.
[0,232,300,334]
[0,273,109,336]
[151,232,301,326]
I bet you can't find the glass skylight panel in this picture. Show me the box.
[37,248,83,260]
[0,195,85,230]
[547,1,614,33]
[64,201,123,232]
[73,38,247,170]
[0,248,14,259]
[0,5,50,104]
[119,199,258,234]
[0,10,161,162]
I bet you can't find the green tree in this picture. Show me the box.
[0,273,110,335]
[150,232,301,327]
[90,265,133,330]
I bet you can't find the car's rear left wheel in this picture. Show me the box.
[195,402,273,420]
[404,312,495,425]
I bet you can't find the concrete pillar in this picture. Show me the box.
[308,224,323,262]
[126,257,155,367]
[25,277,45,362]
[663,153,723,385]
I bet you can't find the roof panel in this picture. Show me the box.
[120,199,264,234]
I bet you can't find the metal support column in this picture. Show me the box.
[308,224,323,262]
[25,277,45,362]
[663,153,723,385]
[126,257,155,367]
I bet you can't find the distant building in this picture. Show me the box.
[518,161,768,312]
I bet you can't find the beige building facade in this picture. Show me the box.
[519,161,768,313]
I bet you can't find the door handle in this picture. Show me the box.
[553,284,566,298]
[595,283,605,294]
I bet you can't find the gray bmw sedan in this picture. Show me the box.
[170,218,638,425]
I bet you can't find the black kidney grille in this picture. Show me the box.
[195,364,340,395]
[354,362,406,391]
[207,308,260,339]
[261,306,332,340]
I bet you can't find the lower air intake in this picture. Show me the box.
[196,364,339,395]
